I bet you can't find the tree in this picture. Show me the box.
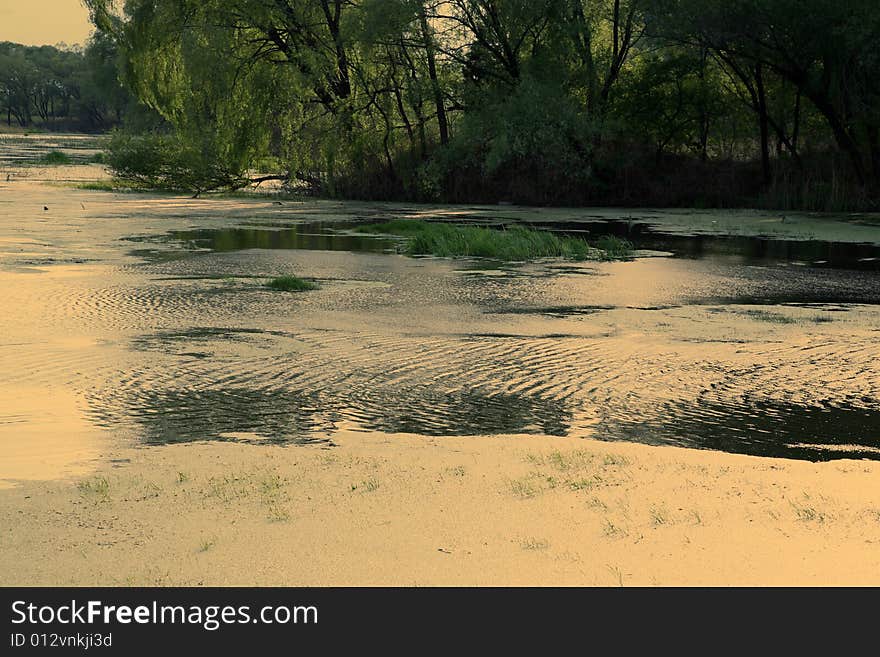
[652,0,880,186]
[80,0,880,205]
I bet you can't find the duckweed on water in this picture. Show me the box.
[357,221,632,261]
[265,276,319,292]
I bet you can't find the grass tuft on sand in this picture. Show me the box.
[40,150,73,165]
[265,275,319,292]
[357,221,632,261]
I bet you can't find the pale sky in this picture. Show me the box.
[0,0,94,47]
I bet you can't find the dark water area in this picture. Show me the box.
[605,400,880,461]
[0,133,105,166]
[124,387,336,446]
[166,224,398,255]
[152,220,880,308]
[519,219,880,271]
[295,211,880,271]
[149,218,880,274]
[344,389,573,437]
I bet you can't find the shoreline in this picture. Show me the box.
[4,163,880,245]
[2,431,879,587]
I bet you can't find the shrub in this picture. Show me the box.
[40,150,73,165]
[594,235,634,259]
[106,132,250,195]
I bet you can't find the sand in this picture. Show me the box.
[2,432,879,586]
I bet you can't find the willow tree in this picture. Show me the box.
[85,1,292,190]
[85,0,458,194]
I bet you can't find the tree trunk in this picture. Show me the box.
[867,125,880,184]
[319,0,351,101]
[419,7,448,146]
[754,63,771,185]
[570,0,598,112]
[764,65,867,185]
[698,46,709,162]
[806,91,867,185]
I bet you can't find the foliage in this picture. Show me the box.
[358,221,631,261]
[105,132,252,194]
[594,235,634,259]
[74,0,880,207]
[433,72,597,203]
[39,150,73,165]
[0,35,152,131]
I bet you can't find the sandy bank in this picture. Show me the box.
[2,432,878,586]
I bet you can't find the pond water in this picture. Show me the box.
[0,133,105,166]
[164,224,398,254]
[155,216,880,272]
[2,151,880,486]
[539,220,880,271]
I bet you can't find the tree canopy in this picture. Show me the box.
[0,35,144,131]
[81,0,880,208]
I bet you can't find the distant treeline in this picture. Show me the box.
[83,1,880,209]
[0,36,150,132]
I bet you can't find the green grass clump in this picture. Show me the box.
[88,151,107,164]
[77,476,110,500]
[265,275,318,292]
[74,180,149,192]
[358,221,632,261]
[75,181,120,191]
[740,309,796,324]
[40,150,73,165]
[595,235,635,259]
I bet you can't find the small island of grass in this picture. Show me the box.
[357,221,632,261]
[39,150,73,165]
[265,276,319,292]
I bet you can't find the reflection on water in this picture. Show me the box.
[539,220,880,271]
[95,387,336,446]
[346,389,572,437]
[0,133,105,166]
[0,385,107,487]
[87,385,574,445]
[73,306,880,459]
[166,225,398,254]
[604,400,880,461]
[488,305,616,317]
[414,215,880,271]
[158,217,880,273]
